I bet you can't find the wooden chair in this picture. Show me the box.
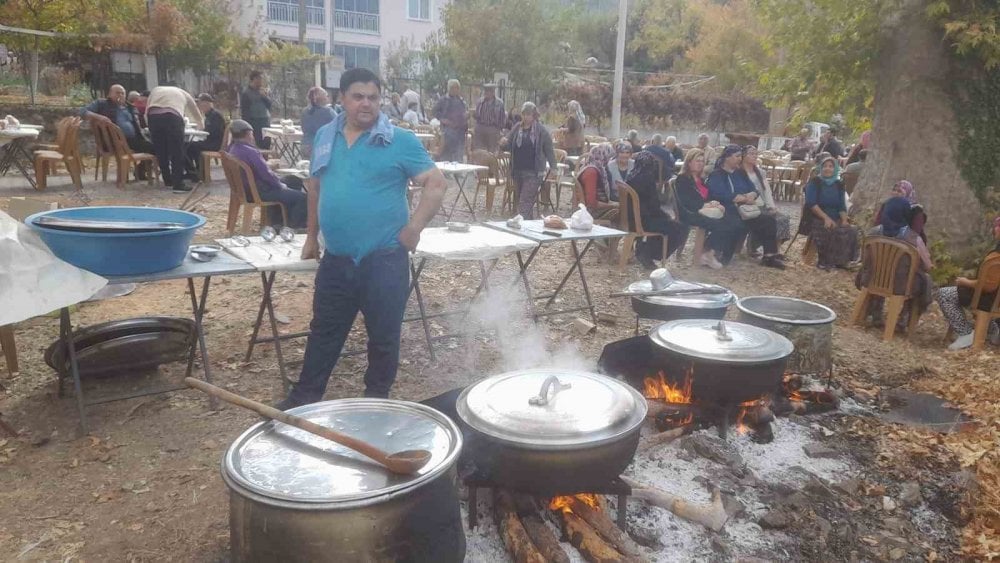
[33,117,83,191]
[34,117,76,176]
[968,255,1000,351]
[0,325,17,376]
[92,119,159,188]
[470,149,501,216]
[220,152,288,234]
[200,125,231,183]
[850,236,922,341]
[538,149,568,215]
[90,120,118,182]
[617,184,668,270]
[497,152,517,216]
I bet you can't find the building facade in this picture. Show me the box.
[239,0,444,84]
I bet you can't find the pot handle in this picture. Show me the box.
[714,321,733,342]
[528,376,572,406]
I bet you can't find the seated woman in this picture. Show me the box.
[674,148,744,268]
[804,155,859,270]
[856,196,934,329]
[741,145,791,255]
[577,143,620,223]
[606,141,634,202]
[618,151,686,270]
[706,145,785,269]
[936,215,1000,350]
[875,180,927,243]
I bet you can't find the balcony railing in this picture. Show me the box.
[335,10,380,34]
[267,2,325,26]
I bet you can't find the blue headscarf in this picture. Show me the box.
[713,144,743,171]
[879,196,912,238]
[816,155,841,187]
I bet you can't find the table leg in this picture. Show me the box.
[457,173,478,221]
[259,274,292,390]
[514,248,540,320]
[0,144,14,176]
[9,140,37,189]
[571,240,599,324]
[545,239,591,308]
[245,272,273,361]
[409,258,436,361]
[60,308,87,435]
[186,277,219,409]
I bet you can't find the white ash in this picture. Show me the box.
[731,418,853,486]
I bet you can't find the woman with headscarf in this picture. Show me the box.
[560,100,586,156]
[935,215,1000,349]
[619,151,686,269]
[875,180,927,243]
[500,101,558,219]
[803,155,859,269]
[674,148,743,268]
[576,143,619,223]
[855,196,934,330]
[606,141,634,202]
[740,145,791,255]
[706,144,785,269]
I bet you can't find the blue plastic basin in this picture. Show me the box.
[26,206,207,276]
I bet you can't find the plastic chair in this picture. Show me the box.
[850,236,922,341]
[617,184,668,270]
[34,117,76,176]
[91,119,159,188]
[200,125,231,183]
[969,255,1000,351]
[220,152,288,234]
[33,117,83,191]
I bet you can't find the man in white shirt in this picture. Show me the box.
[402,102,420,128]
[145,85,203,193]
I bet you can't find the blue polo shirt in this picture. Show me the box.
[311,114,434,263]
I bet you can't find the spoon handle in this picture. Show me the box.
[184,378,392,468]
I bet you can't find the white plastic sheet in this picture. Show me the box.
[216,234,319,272]
[413,225,538,261]
[0,210,107,326]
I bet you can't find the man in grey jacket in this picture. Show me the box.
[500,102,558,219]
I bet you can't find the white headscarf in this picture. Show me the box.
[568,100,586,127]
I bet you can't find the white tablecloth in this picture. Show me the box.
[413,225,538,261]
[217,234,317,272]
[0,128,39,148]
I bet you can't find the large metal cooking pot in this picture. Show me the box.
[736,296,836,375]
[223,399,465,563]
[626,279,736,322]
[456,369,646,494]
[649,320,793,405]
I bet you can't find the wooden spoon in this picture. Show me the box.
[184,378,432,475]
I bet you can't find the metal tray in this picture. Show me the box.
[45,317,195,377]
[34,216,186,233]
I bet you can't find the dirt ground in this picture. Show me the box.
[1,171,998,561]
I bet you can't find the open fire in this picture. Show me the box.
[549,493,602,514]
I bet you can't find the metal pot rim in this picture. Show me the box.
[222,399,462,506]
[736,296,837,325]
[649,319,794,363]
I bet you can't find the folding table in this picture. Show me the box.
[0,128,40,189]
[58,252,257,434]
[437,162,488,221]
[263,127,304,165]
[484,220,627,324]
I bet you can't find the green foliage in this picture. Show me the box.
[630,0,702,71]
[437,0,561,90]
[928,0,1000,68]
[929,238,963,286]
[419,30,459,96]
[67,83,91,106]
[681,0,771,96]
[753,0,885,131]
[950,67,1000,207]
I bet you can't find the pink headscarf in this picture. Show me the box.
[579,143,615,204]
[860,130,871,149]
[894,180,916,203]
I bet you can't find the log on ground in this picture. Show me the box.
[494,489,547,563]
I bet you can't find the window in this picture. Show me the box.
[333,44,380,74]
[305,40,326,56]
[267,0,325,26]
[336,0,378,14]
[408,0,430,21]
[334,0,380,33]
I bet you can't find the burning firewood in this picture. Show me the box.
[493,489,547,563]
[568,497,648,561]
[637,425,688,451]
[512,494,571,563]
[622,476,729,532]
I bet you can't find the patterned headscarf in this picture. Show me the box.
[626,150,659,188]
[615,141,632,155]
[713,144,743,171]
[568,100,586,127]
[579,143,615,203]
[514,120,539,149]
[894,180,916,203]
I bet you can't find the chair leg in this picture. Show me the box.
[102,157,109,182]
[883,296,905,341]
[67,159,83,190]
[660,235,668,262]
[485,184,496,218]
[34,158,47,191]
[619,234,636,271]
[115,157,126,189]
[850,290,870,326]
[94,156,100,181]
[280,204,289,227]
[0,325,16,375]
[906,300,921,336]
[227,200,241,234]
[201,155,211,183]
[242,205,255,234]
[971,312,990,352]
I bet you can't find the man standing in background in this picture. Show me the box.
[145,85,203,193]
[472,83,506,152]
[240,70,272,149]
[433,79,468,161]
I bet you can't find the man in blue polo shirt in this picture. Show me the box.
[278,68,447,408]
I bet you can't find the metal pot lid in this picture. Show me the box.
[627,280,736,309]
[649,319,793,363]
[736,296,837,325]
[456,369,647,450]
[223,399,462,505]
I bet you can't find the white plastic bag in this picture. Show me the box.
[569,203,594,231]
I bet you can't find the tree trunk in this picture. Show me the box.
[851,0,986,260]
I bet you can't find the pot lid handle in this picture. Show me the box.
[528,375,572,407]
[714,321,733,342]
